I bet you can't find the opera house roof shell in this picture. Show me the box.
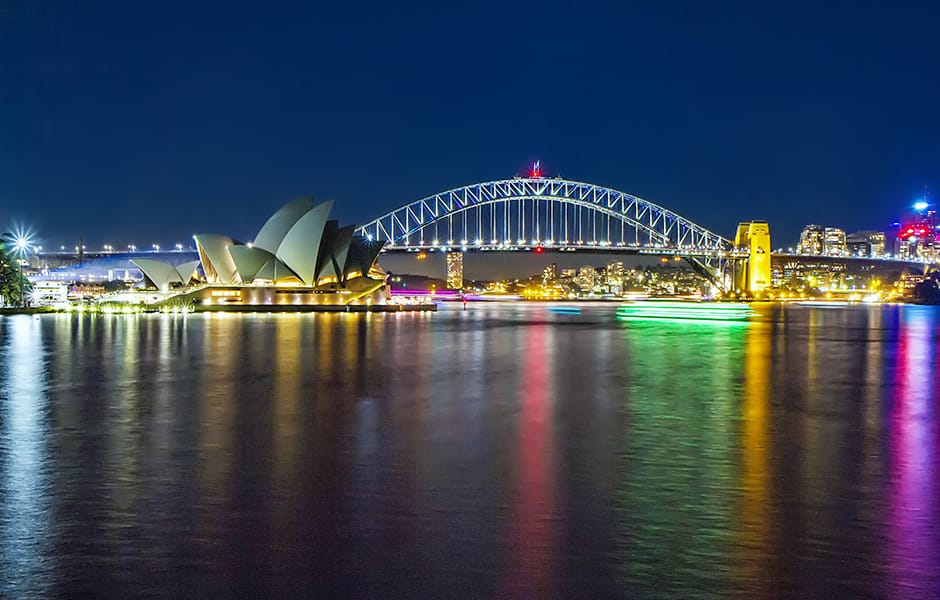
[194,198,384,287]
[131,258,201,292]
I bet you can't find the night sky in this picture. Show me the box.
[2,1,939,249]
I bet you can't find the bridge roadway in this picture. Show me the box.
[378,244,932,280]
[33,247,931,278]
[30,250,195,270]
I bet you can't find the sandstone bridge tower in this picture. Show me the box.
[732,221,771,297]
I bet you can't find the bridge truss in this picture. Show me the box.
[358,177,738,287]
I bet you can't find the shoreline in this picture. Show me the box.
[5,299,937,317]
[0,304,436,316]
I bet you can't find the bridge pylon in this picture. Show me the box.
[732,221,771,298]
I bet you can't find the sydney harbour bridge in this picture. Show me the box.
[354,174,928,294]
[356,175,744,290]
[358,175,748,287]
[358,177,733,255]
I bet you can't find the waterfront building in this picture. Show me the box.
[446,252,464,289]
[131,259,201,291]
[139,198,391,308]
[575,266,596,291]
[606,261,624,284]
[542,263,557,284]
[31,281,69,308]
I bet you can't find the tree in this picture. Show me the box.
[0,242,30,307]
[913,270,940,304]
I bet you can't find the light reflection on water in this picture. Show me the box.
[0,316,53,598]
[888,307,938,598]
[0,304,938,598]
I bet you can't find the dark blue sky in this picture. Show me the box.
[2,1,939,248]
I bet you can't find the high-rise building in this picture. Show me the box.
[846,233,869,257]
[896,205,937,260]
[846,231,886,257]
[446,252,463,289]
[868,231,885,257]
[606,261,624,284]
[542,263,557,284]
[824,227,847,255]
[575,265,596,291]
[606,261,624,295]
[798,225,825,255]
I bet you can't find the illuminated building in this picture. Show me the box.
[733,221,771,296]
[606,261,624,295]
[895,202,938,260]
[575,266,596,291]
[542,263,557,284]
[798,225,825,254]
[559,268,576,280]
[846,231,886,257]
[446,252,464,289]
[131,259,201,292]
[184,198,388,307]
[869,231,886,257]
[606,261,624,283]
[31,281,69,308]
[824,227,847,256]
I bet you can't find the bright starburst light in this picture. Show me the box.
[4,226,35,256]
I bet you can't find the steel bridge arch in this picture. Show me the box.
[357,177,733,253]
[379,196,681,248]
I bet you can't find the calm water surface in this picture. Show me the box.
[1,303,939,598]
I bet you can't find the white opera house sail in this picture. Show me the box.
[138,198,389,309]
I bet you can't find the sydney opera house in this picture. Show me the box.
[132,198,389,309]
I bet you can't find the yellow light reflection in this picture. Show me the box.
[735,320,772,590]
[273,314,303,488]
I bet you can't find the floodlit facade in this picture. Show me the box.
[798,225,825,255]
[189,198,387,307]
[733,221,771,296]
[132,258,200,291]
[846,230,886,257]
[824,227,847,256]
[31,281,69,308]
[445,252,463,289]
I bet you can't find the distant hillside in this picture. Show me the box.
[386,273,449,291]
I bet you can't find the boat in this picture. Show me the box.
[616,300,757,322]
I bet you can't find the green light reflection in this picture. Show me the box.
[615,318,746,596]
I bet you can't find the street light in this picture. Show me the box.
[175,243,183,252]
[153,244,160,252]
[14,236,29,254]
[2,230,33,307]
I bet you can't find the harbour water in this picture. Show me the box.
[1,303,938,598]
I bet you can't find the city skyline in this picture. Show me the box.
[3,2,940,245]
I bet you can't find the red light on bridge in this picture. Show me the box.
[535,246,544,254]
[531,160,542,178]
